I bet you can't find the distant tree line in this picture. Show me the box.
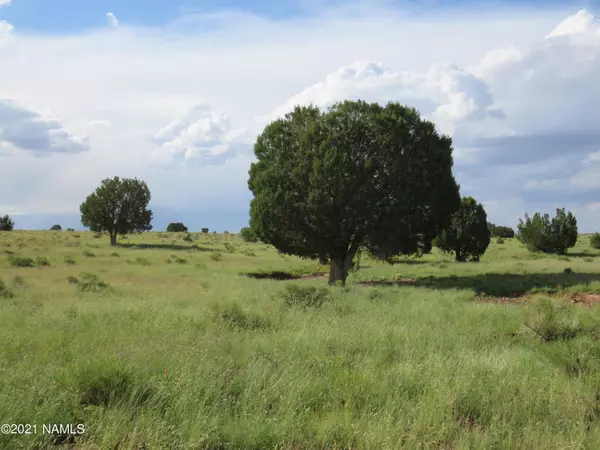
[487,223,515,238]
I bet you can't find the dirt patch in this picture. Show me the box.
[474,294,529,305]
[476,293,600,307]
[299,274,328,281]
[564,293,600,307]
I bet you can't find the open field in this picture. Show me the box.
[2,230,600,449]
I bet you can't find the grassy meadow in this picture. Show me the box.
[2,230,600,449]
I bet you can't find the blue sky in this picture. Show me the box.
[2,0,599,33]
[1,0,600,232]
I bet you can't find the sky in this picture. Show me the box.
[0,0,599,232]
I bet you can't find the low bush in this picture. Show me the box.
[210,252,223,262]
[9,256,35,268]
[83,250,96,257]
[212,303,271,331]
[182,232,193,242]
[282,284,332,308]
[240,226,258,243]
[68,273,109,292]
[496,237,505,244]
[523,297,584,342]
[35,256,51,267]
[50,224,62,231]
[0,279,14,298]
[64,256,77,265]
[591,233,600,250]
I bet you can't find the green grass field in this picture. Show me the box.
[2,230,600,449]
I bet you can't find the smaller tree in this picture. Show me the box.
[80,177,153,246]
[0,215,14,231]
[590,233,600,250]
[435,197,490,262]
[167,222,188,232]
[201,228,209,233]
[240,226,258,242]
[50,224,62,231]
[517,208,577,254]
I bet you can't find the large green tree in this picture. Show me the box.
[435,197,491,262]
[80,177,153,246]
[248,100,461,284]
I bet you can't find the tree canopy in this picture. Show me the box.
[80,177,153,246]
[517,208,577,255]
[248,100,461,284]
[488,223,515,238]
[435,197,490,262]
[167,222,188,232]
[0,215,14,231]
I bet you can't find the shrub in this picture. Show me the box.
[240,226,258,243]
[83,250,96,257]
[35,256,51,267]
[487,223,515,238]
[591,233,600,250]
[66,228,75,232]
[12,275,26,288]
[517,208,578,254]
[496,237,505,244]
[243,250,256,257]
[212,303,271,331]
[435,197,490,262]
[132,257,151,266]
[0,280,14,298]
[201,228,209,233]
[171,256,187,264]
[68,273,109,292]
[64,256,77,265]
[523,297,583,342]
[50,224,62,231]
[9,256,34,268]
[167,222,188,232]
[182,232,193,242]
[224,243,236,253]
[210,252,223,261]
[282,284,332,308]
[110,252,120,258]
[0,214,14,231]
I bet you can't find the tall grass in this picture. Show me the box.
[1,231,600,448]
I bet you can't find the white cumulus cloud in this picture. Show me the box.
[0,20,13,45]
[0,0,12,7]
[267,60,502,135]
[106,12,119,28]
[152,103,251,165]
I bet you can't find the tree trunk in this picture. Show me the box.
[455,249,465,262]
[110,233,117,246]
[328,252,355,285]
